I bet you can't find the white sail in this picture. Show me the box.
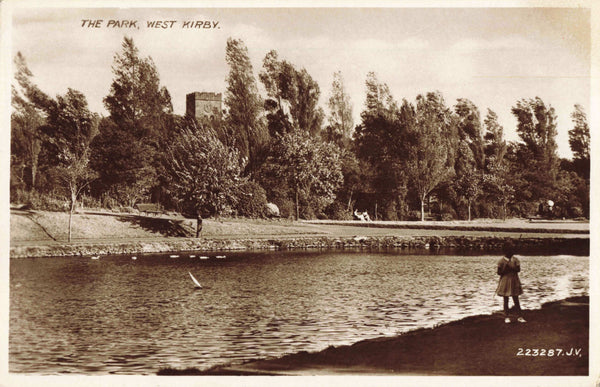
[188,271,202,288]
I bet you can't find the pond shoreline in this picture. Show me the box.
[160,295,589,376]
[10,234,589,258]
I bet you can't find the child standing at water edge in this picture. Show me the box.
[496,241,526,323]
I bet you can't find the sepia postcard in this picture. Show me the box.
[1,1,597,386]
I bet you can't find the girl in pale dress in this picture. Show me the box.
[496,241,526,323]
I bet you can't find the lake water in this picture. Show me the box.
[10,250,588,375]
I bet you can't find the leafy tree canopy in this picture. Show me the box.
[259,50,324,136]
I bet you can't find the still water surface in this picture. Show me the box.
[10,250,588,374]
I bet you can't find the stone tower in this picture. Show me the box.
[186,92,222,120]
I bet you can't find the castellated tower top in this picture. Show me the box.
[186,92,222,120]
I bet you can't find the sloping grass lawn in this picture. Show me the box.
[10,210,327,243]
[10,209,589,244]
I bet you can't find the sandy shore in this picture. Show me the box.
[158,296,589,376]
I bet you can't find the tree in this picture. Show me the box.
[453,99,485,219]
[404,92,455,221]
[482,109,513,219]
[42,89,98,241]
[263,131,343,220]
[90,118,156,207]
[292,68,324,136]
[456,165,482,221]
[224,38,269,175]
[568,104,590,179]
[553,168,588,218]
[259,50,324,136]
[353,72,409,220]
[11,52,50,191]
[336,149,363,214]
[455,99,484,169]
[323,71,354,148]
[482,161,515,220]
[11,105,43,193]
[91,37,173,204]
[259,50,296,136]
[354,73,398,161]
[563,104,590,218]
[511,97,560,203]
[103,37,172,139]
[162,116,244,217]
[483,109,507,165]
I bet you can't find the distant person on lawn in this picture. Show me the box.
[496,241,526,323]
[353,210,365,221]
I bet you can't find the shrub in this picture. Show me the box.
[569,206,583,218]
[439,212,454,221]
[477,201,501,219]
[236,180,268,218]
[407,210,422,221]
[13,190,69,212]
[323,201,351,220]
[100,192,120,211]
[437,206,457,221]
[11,188,29,205]
[380,201,399,221]
[79,194,102,209]
[299,202,317,220]
[273,198,295,219]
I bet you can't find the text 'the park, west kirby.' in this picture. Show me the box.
[81,20,220,29]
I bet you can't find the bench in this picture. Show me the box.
[135,203,163,216]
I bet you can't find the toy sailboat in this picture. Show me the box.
[188,271,202,289]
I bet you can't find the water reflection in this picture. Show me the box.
[10,251,588,374]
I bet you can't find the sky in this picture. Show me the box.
[8,5,591,159]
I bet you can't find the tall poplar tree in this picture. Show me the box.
[259,50,324,136]
[404,92,455,221]
[568,104,590,179]
[482,109,513,219]
[454,99,485,220]
[103,37,172,139]
[11,52,51,191]
[224,37,269,176]
[91,37,172,205]
[354,72,399,163]
[323,71,357,216]
[483,109,507,165]
[511,97,559,203]
[354,72,408,219]
[455,99,484,169]
[324,71,354,147]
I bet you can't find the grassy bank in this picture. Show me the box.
[159,296,589,376]
[10,209,337,242]
[10,209,589,258]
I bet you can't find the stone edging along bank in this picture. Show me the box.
[303,220,590,234]
[10,235,589,258]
